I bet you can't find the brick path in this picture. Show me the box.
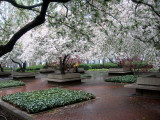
[0,73,160,120]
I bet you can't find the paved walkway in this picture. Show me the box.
[0,73,160,120]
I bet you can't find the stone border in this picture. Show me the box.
[108,68,133,75]
[12,72,36,79]
[108,71,133,75]
[13,76,35,79]
[47,78,81,82]
[47,73,81,82]
[86,71,108,73]
[39,69,55,73]
[0,72,11,77]
[125,83,160,91]
[0,99,34,120]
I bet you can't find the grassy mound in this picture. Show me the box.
[2,88,95,113]
[105,75,138,83]
[0,80,25,89]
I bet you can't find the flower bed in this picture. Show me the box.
[0,80,25,89]
[105,75,138,83]
[2,88,95,113]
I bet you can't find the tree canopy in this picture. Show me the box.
[0,0,159,67]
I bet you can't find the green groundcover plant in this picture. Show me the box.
[0,80,25,89]
[105,75,138,83]
[2,88,95,113]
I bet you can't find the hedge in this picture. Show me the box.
[4,67,12,71]
[16,65,45,72]
[103,63,119,69]
[89,63,118,69]
[0,80,25,89]
[79,63,91,70]
[105,75,138,83]
[15,63,118,72]
[2,88,95,113]
[89,64,103,69]
[123,61,153,69]
[79,63,118,70]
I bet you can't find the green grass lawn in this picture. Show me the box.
[88,69,109,71]
[81,74,92,78]
[0,80,25,89]
[105,75,138,83]
[2,88,95,113]
[26,70,39,73]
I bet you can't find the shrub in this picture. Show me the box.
[89,63,118,69]
[0,80,25,89]
[90,64,103,69]
[105,75,138,83]
[4,67,12,71]
[79,63,91,70]
[16,67,21,72]
[26,65,45,71]
[2,88,95,113]
[103,63,118,69]
[119,57,153,73]
[80,62,118,70]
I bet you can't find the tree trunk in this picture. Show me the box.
[0,63,4,72]
[59,55,70,74]
[119,61,122,68]
[87,60,89,64]
[11,59,25,72]
[59,57,65,74]
[22,61,27,72]
[44,62,48,69]
[103,58,105,68]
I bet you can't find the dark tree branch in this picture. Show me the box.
[134,3,139,17]
[48,19,90,40]
[0,0,43,10]
[0,1,50,57]
[132,0,160,18]
[11,58,23,70]
[63,54,70,65]
[85,0,123,26]
[63,3,69,17]
[0,0,112,58]
[32,8,90,40]
[11,58,27,72]
[49,0,70,3]
[108,58,115,63]
[0,0,72,57]
[0,0,71,9]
